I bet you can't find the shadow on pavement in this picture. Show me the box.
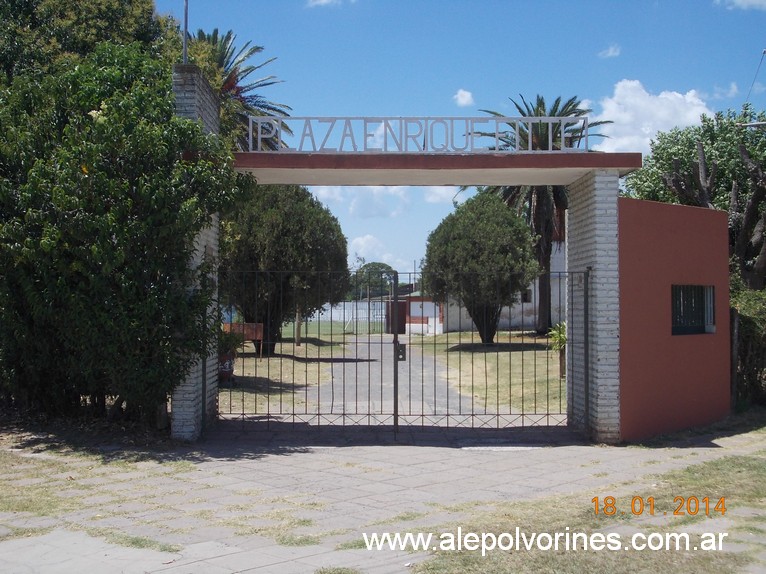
[206,417,587,449]
[628,405,766,449]
[2,407,763,466]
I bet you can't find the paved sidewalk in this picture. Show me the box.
[0,421,764,573]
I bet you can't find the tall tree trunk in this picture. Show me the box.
[738,145,766,289]
[750,214,766,290]
[466,302,501,346]
[295,306,303,347]
[263,319,280,356]
[108,395,125,421]
[91,392,106,417]
[537,273,552,334]
[533,187,554,334]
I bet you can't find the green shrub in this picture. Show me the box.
[0,43,244,419]
[548,322,567,352]
[732,287,766,407]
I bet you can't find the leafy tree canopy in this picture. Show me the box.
[0,41,244,417]
[220,184,349,352]
[624,105,766,290]
[422,193,538,345]
[0,0,162,84]
[349,260,396,300]
[625,106,766,210]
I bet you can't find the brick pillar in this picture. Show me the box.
[566,170,620,443]
[171,64,220,441]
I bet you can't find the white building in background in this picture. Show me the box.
[406,211,567,336]
[307,216,568,337]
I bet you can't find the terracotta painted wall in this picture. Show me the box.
[618,198,730,442]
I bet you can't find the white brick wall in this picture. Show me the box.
[172,64,220,137]
[567,170,621,443]
[200,215,220,428]
[171,65,220,441]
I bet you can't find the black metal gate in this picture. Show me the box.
[217,270,586,429]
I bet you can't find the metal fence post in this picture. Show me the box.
[583,267,591,438]
[392,272,399,433]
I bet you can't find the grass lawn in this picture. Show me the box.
[218,332,347,415]
[414,454,766,573]
[219,319,390,416]
[413,330,565,414]
[219,326,567,417]
[413,412,766,574]
[283,318,386,338]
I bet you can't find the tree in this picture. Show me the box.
[0,0,161,85]
[219,185,349,353]
[350,261,396,300]
[188,28,290,150]
[474,95,611,333]
[0,42,243,418]
[422,194,538,345]
[625,106,766,289]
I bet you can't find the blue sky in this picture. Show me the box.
[155,0,766,272]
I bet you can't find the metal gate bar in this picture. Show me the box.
[217,270,586,430]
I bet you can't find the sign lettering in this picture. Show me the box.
[248,116,589,154]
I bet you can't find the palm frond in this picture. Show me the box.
[191,28,292,150]
[481,94,614,150]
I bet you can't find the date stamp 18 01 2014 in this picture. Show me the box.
[592,496,727,517]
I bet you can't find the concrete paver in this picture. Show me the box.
[0,423,764,573]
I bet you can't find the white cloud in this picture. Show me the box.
[713,82,739,99]
[452,89,475,107]
[715,0,766,10]
[365,121,386,149]
[312,185,416,218]
[349,235,408,270]
[591,79,713,156]
[598,44,621,59]
[348,186,409,218]
[350,234,385,259]
[311,185,345,204]
[422,186,461,204]
[307,0,341,6]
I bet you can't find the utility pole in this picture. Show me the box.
[182,0,189,64]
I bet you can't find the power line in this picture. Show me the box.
[745,49,766,104]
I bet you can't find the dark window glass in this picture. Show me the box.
[672,285,715,335]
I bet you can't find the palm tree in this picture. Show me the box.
[474,95,611,334]
[190,28,291,149]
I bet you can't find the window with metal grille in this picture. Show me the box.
[671,285,715,335]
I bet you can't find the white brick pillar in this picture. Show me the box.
[171,65,220,441]
[566,170,620,443]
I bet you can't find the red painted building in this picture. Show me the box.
[618,198,730,441]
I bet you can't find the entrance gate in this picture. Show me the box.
[172,71,642,442]
[218,270,586,430]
